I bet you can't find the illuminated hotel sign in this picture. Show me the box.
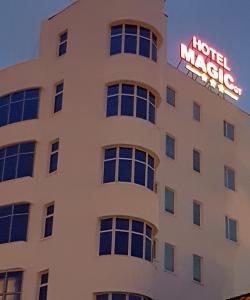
[180,36,242,101]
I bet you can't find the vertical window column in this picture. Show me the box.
[193,149,201,173]
[166,135,175,159]
[0,271,23,299]
[193,201,201,226]
[164,187,175,214]
[49,141,59,173]
[38,271,49,300]
[58,31,68,56]
[225,216,237,242]
[193,254,202,283]
[44,203,54,238]
[54,82,64,113]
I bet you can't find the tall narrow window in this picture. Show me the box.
[193,149,200,173]
[0,271,23,299]
[44,203,54,238]
[193,254,202,283]
[0,142,36,182]
[166,87,175,106]
[164,243,175,272]
[225,216,237,242]
[38,271,49,300]
[224,166,235,191]
[193,201,201,226]
[166,135,175,159]
[58,31,68,56]
[54,82,64,113]
[193,102,200,121]
[224,121,234,141]
[165,187,175,214]
[49,141,59,173]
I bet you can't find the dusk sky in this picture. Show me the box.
[0,0,249,112]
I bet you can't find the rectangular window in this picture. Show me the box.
[224,121,234,141]
[44,203,54,238]
[193,149,200,173]
[54,82,64,113]
[0,271,23,299]
[225,216,237,242]
[49,141,59,173]
[193,254,202,283]
[58,31,68,56]
[166,135,175,159]
[193,201,201,226]
[38,271,49,300]
[193,102,200,121]
[166,87,175,106]
[165,187,174,214]
[164,243,175,272]
[224,166,235,191]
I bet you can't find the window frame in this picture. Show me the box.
[224,165,236,191]
[38,270,49,300]
[48,139,60,174]
[166,86,176,107]
[164,186,175,215]
[193,200,202,227]
[164,242,175,273]
[193,102,201,122]
[0,270,23,299]
[53,81,64,114]
[224,120,235,141]
[193,149,201,173]
[95,292,153,300]
[58,30,68,57]
[43,203,55,239]
[193,254,203,284]
[165,134,175,160]
[225,216,238,243]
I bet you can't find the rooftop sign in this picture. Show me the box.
[180,36,242,101]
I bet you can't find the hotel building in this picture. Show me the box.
[0,0,249,299]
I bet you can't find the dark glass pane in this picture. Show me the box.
[152,43,157,62]
[193,150,200,172]
[100,218,113,231]
[0,216,11,243]
[0,106,8,127]
[140,27,150,38]
[139,38,150,58]
[136,98,147,120]
[134,161,146,186]
[97,295,109,300]
[147,167,154,191]
[14,203,29,214]
[146,225,152,238]
[52,142,59,152]
[122,84,134,95]
[116,218,129,230]
[193,103,200,121]
[59,42,67,56]
[56,83,64,94]
[25,89,39,99]
[60,31,68,42]
[125,25,137,34]
[229,219,237,242]
[107,96,119,117]
[165,189,174,214]
[3,156,17,181]
[193,255,201,282]
[41,273,49,284]
[137,87,147,98]
[99,232,112,255]
[149,104,155,123]
[107,84,119,96]
[0,159,3,181]
[193,202,201,226]
[49,153,58,173]
[0,149,5,158]
[148,155,154,168]
[118,159,132,182]
[20,142,35,153]
[112,294,126,300]
[145,237,152,261]
[129,295,141,300]
[0,95,10,106]
[0,205,12,217]
[104,148,116,160]
[23,99,38,120]
[135,150,146,162]
[165,244,174,272]
[10,214,28,242]
[119,148,132,158]
[121,95,133,116]
[54,94,63,113]
[167,87,175,106]
[111,25,122,36]
[7,271,22,292]
[44,216,53,237]
[39,286,48,300]
[9,102,23,124]
[6,145,18,156]
[110,36,122,55]
[131,233,143,258]
[166,136,175,159]
[11,91,24,102]
[47,205,54,216]
[17,153,34,177]
[103,160,116,183]
[124,35,137,54]
[132,220,143,233]
[115,231,128,255]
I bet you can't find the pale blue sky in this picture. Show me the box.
[0,0,249,112]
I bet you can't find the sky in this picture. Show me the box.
[0,0,249,112]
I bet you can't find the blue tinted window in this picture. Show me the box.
[99,232,112,255]
[193,255,202,282]
[0,271,23,298]
[0,142,35,182]
[132,220,143,233]
[129,296,141,300]
[44,204,54,238]
[107,95,119,117]
[193,202,201,226]
[49,141,59,173]
[101,218,112,231]
[121,95,134,116]
[226,217,237,242]
[113,294,126,300]
[124,25,137,54]
[0,89,39,127]
[58,31,68,56]
[165,188,174,214]
[165,243,174,272]
[116,218,129,230]
[139,37,150,58]
[115,231,129,255]
[131,233,143,258]
[166,135,175,159]
[145,237,152,261]
[54,83,64,113]
[39,272,49,300]
[97,295,109,300]
[136,98,147,119]
[224,166,235,191]
[103,147,155,191]
[0,203,29,244]
[193,150,200,173]
[110,36,122,55]
[166,87,175,106]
